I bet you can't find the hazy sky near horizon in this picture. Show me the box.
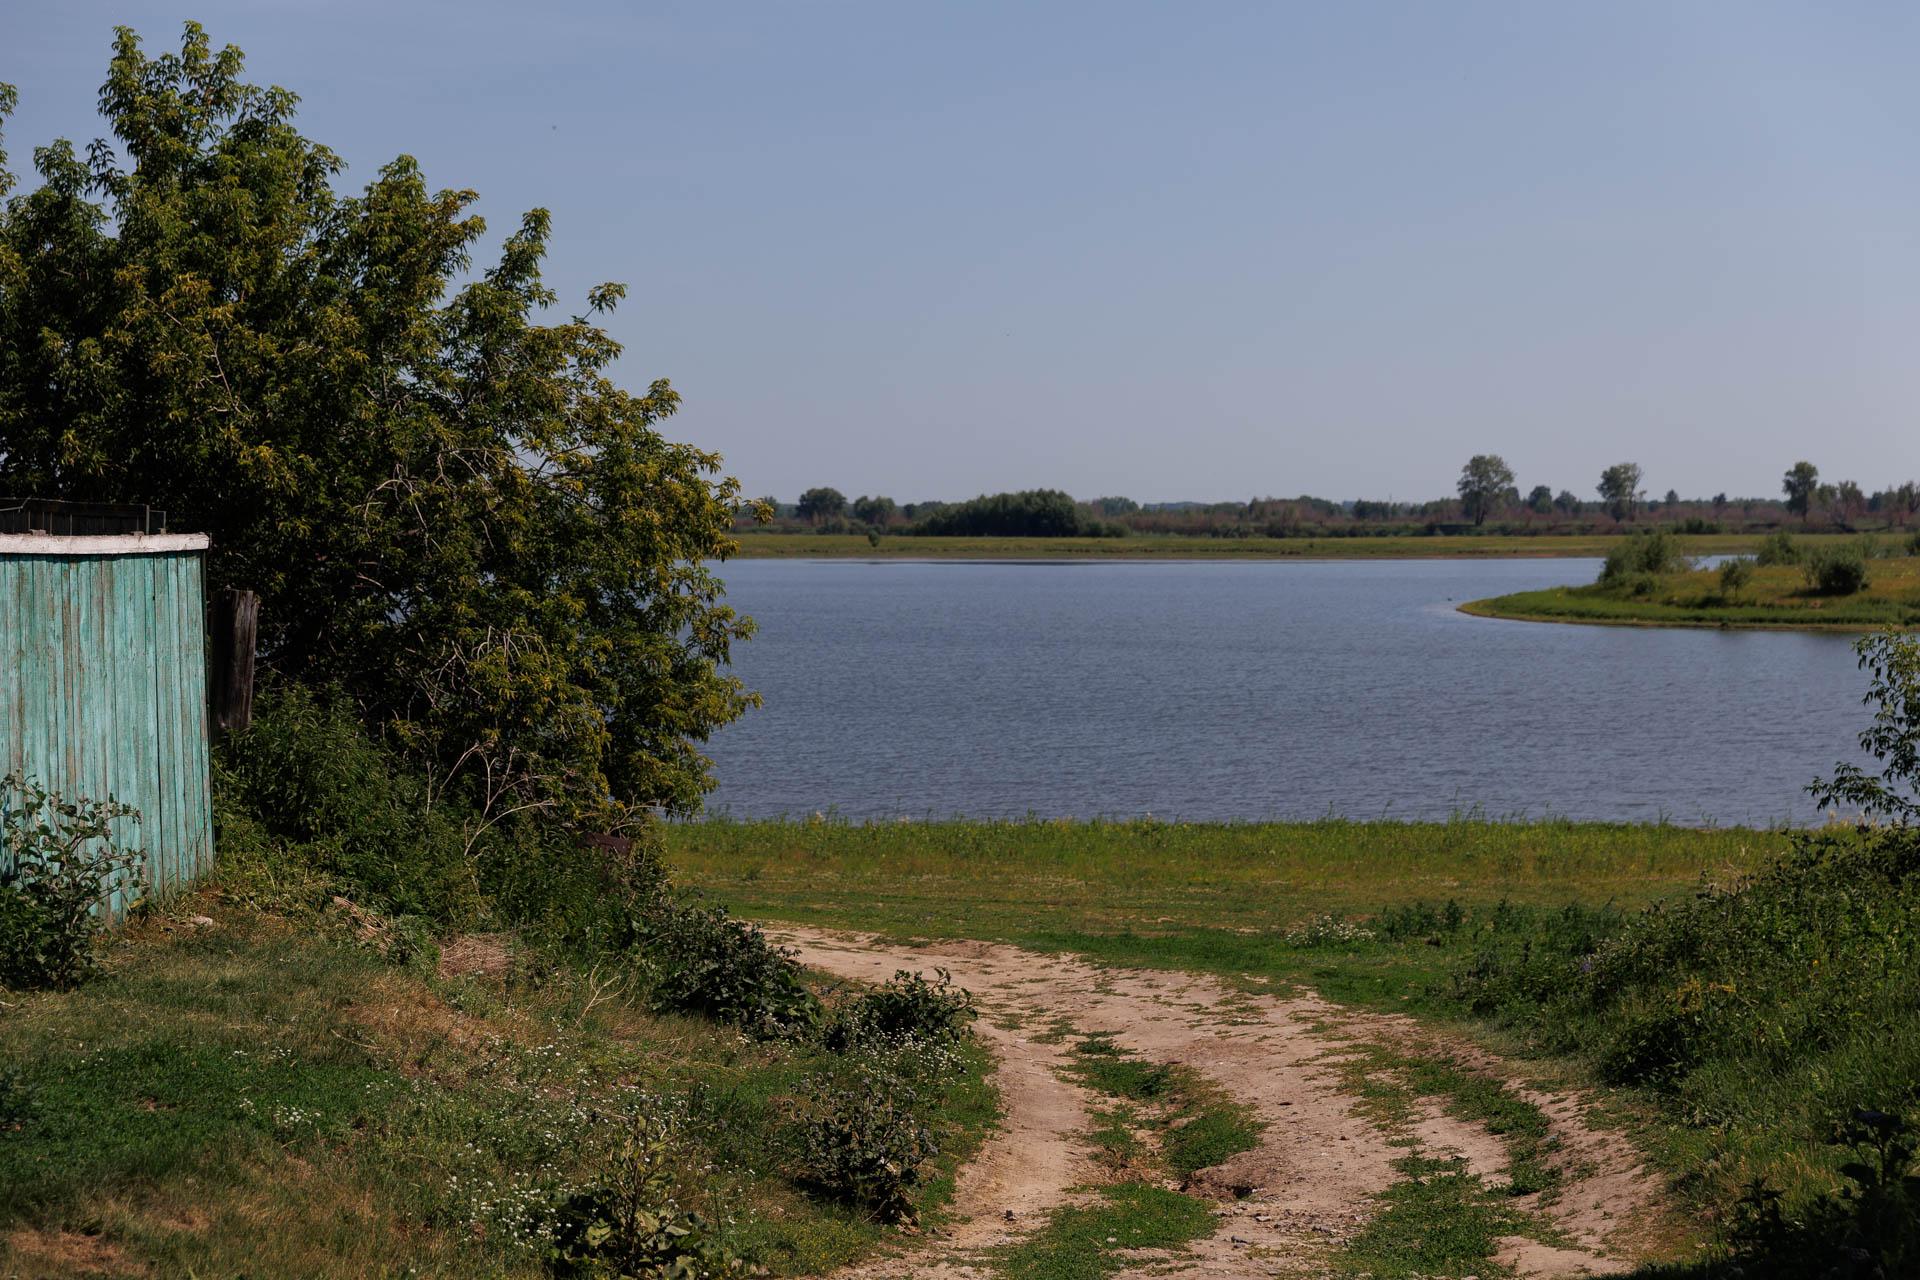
[6,3,1918,503]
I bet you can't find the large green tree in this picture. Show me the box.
[1782,460,1820,524]
[796,487,847,523]
[1597,461,1643,522]
[1455,454,1515,526]
[0,25,757,829]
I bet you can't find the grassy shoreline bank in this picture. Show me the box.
[1463,554,1920,631]
[729,531,1866,561]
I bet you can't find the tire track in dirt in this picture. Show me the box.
[776,927,1665,1280]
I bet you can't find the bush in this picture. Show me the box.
[216,685,661,946]
[633,897,820,1038]
[215,685,480,921]
[0,776,143,990]
[795,1068,938,1222]
[1719,556,1755,600]
[822,968,975,1053]
[1599,528,1689,585]
[1805,547,1870,596]
[1756,530,1800,566]
[547,1113,752,1278]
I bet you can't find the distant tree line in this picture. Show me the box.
[749,458,1920,540]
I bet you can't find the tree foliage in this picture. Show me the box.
[851,494,896,527]
[797,487,848,523]
[1811,631,1920,823]
[1783,461,1820,523]
[1455,454,1515,526]
[912,489,1122,538]
[1597,462,1644,521]
[0,25,756,827]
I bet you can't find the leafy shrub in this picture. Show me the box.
[1729,1108,1920,1280]
[1756,530,1800,566]
[1908,530,1920,557]
[795,1068,938,1222]
[217,685,659,946]
[1804,546,1870,596]
[1719,556,1755,600]
[1599,529,1688,585]
[1677,516,1722,534]
[822,968,975,1053]
[547,1113,752,1278]
[634,897,820,1038]
[216,685,478,920]
[0,776,143,990]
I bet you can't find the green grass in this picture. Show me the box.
[730,531,1868,561]
[985,1028,1256,1278]
[1338,1043,1559,1197]
[992,1184,1216,1280]
[1464,554,1920,630]
[0,896,996,1279]
[1337,1155,1530,1279]
[666,818,1778,1013]
[1066,1033,1262,1179]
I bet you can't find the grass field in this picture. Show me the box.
[0,897,995,1279]
[1464,554,1920,630]
[665,817,1775,966]
[665,817,1780,1028]
[730,531,1869,561]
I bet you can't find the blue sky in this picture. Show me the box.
[5,2,1918,502]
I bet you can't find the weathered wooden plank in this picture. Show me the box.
[0,540,215,915]
[209,588,258,736]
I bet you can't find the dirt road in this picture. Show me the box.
[775,927,1666,1280]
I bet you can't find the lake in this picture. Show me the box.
[701,557,1872,825]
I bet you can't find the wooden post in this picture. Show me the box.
[209,589,258,735]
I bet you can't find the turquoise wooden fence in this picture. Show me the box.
[1,533,215,914]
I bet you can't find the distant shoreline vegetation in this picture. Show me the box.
[731,530,1883,561]
[1463,529,1920,630]
[747,458,1920,546]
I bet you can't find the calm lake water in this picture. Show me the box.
[702,558,1872,825]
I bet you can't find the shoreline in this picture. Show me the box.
[727,531,1868,561]
[1456,597,1895,633]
